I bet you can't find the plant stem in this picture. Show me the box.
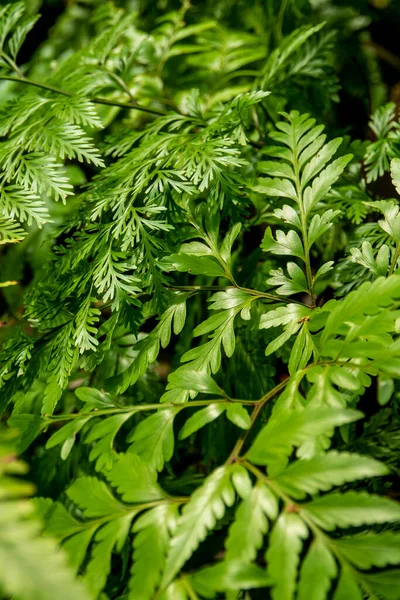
[0,75,165,116]
[45,397,259,421]
[389,243,400,276]
[226,378,289,463]
[180,576,200,600]
[168,284,309,306]
[238,285,307,306]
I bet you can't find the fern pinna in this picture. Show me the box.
[1,2,400,599]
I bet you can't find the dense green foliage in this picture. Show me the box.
[1,0,400,598]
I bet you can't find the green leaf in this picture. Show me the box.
[333,567,362,600]
[260,304,311,356]
[350,241,390,276]
[107,298,188,395]
[63,528,98,575]
[303,154,352,214]
[226,403,251,429]
[247,407,362,475]
[128,505,178,600]
[46,417,91,460]
[225,482,277,562]
[105,454,166,503]
[378,375,394,405]
[85,518,133,596]
[0,519,92,600]
[167,370,223,395]
[391,157,400,195]
[334,532,400,569]
[179,404,226,440]
[46,503,85,539]
[67,477,124,518]
[75,387,115,407]
[127,409,178,472]
[275,451,388,499]
[363,569,400,600]
[297,538,337,600]
[84,413,133,471]
[0,425,91,600]
[267,263,308,296]
[261,228,305,260]
[252,177,297,201]
[191,561,271,594]
[260,304,311,330]
[161,466,238,588]
[308,210,340,247]
[160,254,226,278]
[304,491,400,530]
[288,326,313,375]
[266,513,308,600]
[7,414,48,453]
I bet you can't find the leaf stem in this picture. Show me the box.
[0,75,165,116]
[180,575,200,600]
[226,378,289,463]
[44,397,259,422]
[167,284,309,306]
[389,242,400,275]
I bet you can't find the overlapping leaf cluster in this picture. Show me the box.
[1,1,400,599]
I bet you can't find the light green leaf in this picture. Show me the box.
[67,477,124,518]
[275,451,388,499]
[46,417,91,460]
[226,403,251,429]
[192,561,270,594]
[0,518,92,600]
[85,519,130,596]
[391,157,400,195]
[266,513,308,600]
[297,538,337,600]
[63,528,97,575]
[128,505,178,600]
[301,138,343,186]
[105,454,166,503]
[85,413,132,471]
[304,491,400,530]
[303,154,352,214]
[333,567,362,600]
[161,466,238,588]
[7,414,48,453]
[363,569,400,600]
[252,177,297,201]
[179,404,226,439]
[75,387,114,407]
[167,370,223,395]
[288,326,313,375]
[127,409,178,472]
[247,407,362,475]
[225,482,277,562]
[334,532,400,569]
[262,228,305,260]
[160,254,226,278]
